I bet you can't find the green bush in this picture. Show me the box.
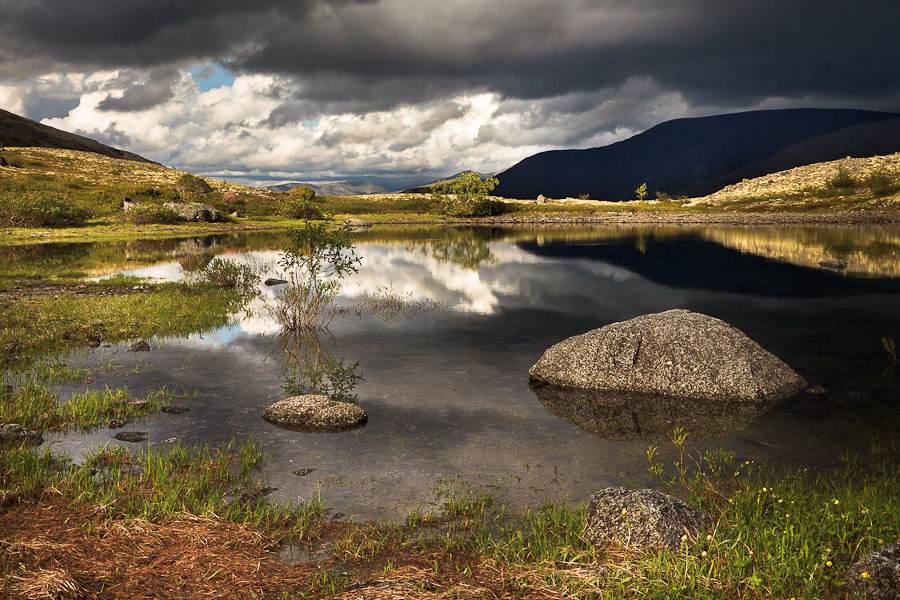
[280,186,324,219]
[175,173,213,194]
[865,168,897,197]
[120,203,180,224]
[431,171,501,216]
[825,166,857,190]
[196,258,259,294]
[0,187,90,226]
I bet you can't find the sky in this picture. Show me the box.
[1,1,899,190]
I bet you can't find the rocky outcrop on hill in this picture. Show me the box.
[261,395,367,433]
[584,487,710,550]
[529,309,806,402]
[163,201,222,222]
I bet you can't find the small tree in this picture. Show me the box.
[635,182,648,201]
[280,186,323,219]
[272,223,361,330]
[431,171,501,216]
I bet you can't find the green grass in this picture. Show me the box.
[1,415,896,599]
[0,383,172,432]
[0,281,248,365]
[0,439,326,541]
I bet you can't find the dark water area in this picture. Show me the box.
[18,224,900,522]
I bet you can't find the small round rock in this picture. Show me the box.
[261,395,367,433]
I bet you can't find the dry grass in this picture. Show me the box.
[0,497,566,600]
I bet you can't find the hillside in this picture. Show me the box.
[267,181,390,196]
[493,108,900,201]
[0,108,152,163]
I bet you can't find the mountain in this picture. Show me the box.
[0,108,152,163]
[267,181,390,196]
[493,108,900,201]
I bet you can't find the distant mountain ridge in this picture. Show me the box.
[493,108,900,201]
[267,181,390,196]
[0,108,152,163]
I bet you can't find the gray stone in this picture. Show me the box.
[344,218,373,228]
[529,309,806,402]
[537,194,549,203]
[847,540,900,600]
[112,431,147,442]
[819,258,849,270]
[0,423,43,446]
[163,201,221,222]
[261,394,367,433]
[584,487,710,550]
[530,381,770,442]
[127,340,151,352]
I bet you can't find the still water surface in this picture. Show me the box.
[22,224,900,522]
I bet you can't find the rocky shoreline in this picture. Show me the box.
[382,209,900,226]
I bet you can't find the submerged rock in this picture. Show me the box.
[585,487,711,550]
[529,309,806,402]
[127,340,151,352]
[112,431,148,442]
[847,540,900,600]
[530,381,771,442]
[261,394,367,433]
[161,405,190,414]
[163,201,221,222]
[0,423,43,446]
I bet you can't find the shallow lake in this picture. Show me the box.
[14,224,900,522]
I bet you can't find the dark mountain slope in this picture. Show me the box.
[493,109,899,201]
[0,108,152,163]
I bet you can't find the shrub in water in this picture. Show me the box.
[196,258,259,295]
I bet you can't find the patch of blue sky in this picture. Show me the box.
[188,63,236,92]
[303,118,320,131]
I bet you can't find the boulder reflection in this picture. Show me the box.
[529,380,773,442]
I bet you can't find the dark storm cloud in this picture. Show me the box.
[97,68,180,112]
[2,0,898,115]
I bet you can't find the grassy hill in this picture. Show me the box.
[0,108,152,163]
[0,147,275,227]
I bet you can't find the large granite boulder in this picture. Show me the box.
[529,309,806,402]
[261,395,367,433]
[847,540,900,600]
[585,487,710,550]
[163,201,221,222]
